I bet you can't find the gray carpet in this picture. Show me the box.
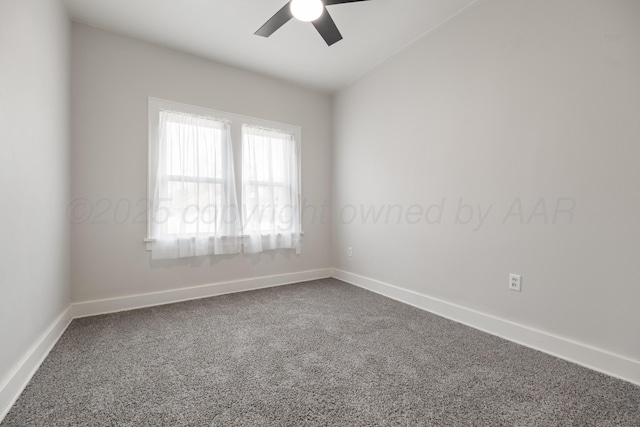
[2,278,639,426]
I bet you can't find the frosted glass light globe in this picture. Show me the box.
[290,0,323,22]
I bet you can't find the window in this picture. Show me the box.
[149,106,241,259]
[242,125,301,254]
[147,98,301,259]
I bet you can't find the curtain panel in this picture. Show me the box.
[150,110,241,259]
[241,125,302,254]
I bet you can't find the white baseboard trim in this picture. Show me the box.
[0,307,74,423]
[332,269,640,387]
[71,268,333,318]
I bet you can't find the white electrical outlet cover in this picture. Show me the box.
[509,274,522,292]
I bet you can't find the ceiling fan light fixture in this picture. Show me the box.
[290,0,324,22]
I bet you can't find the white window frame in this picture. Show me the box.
[146,97,302,251]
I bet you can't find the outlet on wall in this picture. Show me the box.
[509,274,522,292]
[347,247,352,257]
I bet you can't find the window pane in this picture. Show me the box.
[242,124,299,242]
[166,181,224,235]
[165,119,223,179]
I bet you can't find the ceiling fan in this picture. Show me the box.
[255,0,371,46]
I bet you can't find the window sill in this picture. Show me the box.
[144,231,304,251]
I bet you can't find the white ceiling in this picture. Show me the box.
[61,0,476,92]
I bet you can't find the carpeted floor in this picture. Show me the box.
[2,278,640,426]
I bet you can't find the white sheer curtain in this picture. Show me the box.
[150,110,241,259]
[241,125,301,254]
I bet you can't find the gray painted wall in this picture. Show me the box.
[332,0,640,361]
[70,23,333,302]
[0,0,71,384]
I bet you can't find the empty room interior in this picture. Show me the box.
[1,0,640,425]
